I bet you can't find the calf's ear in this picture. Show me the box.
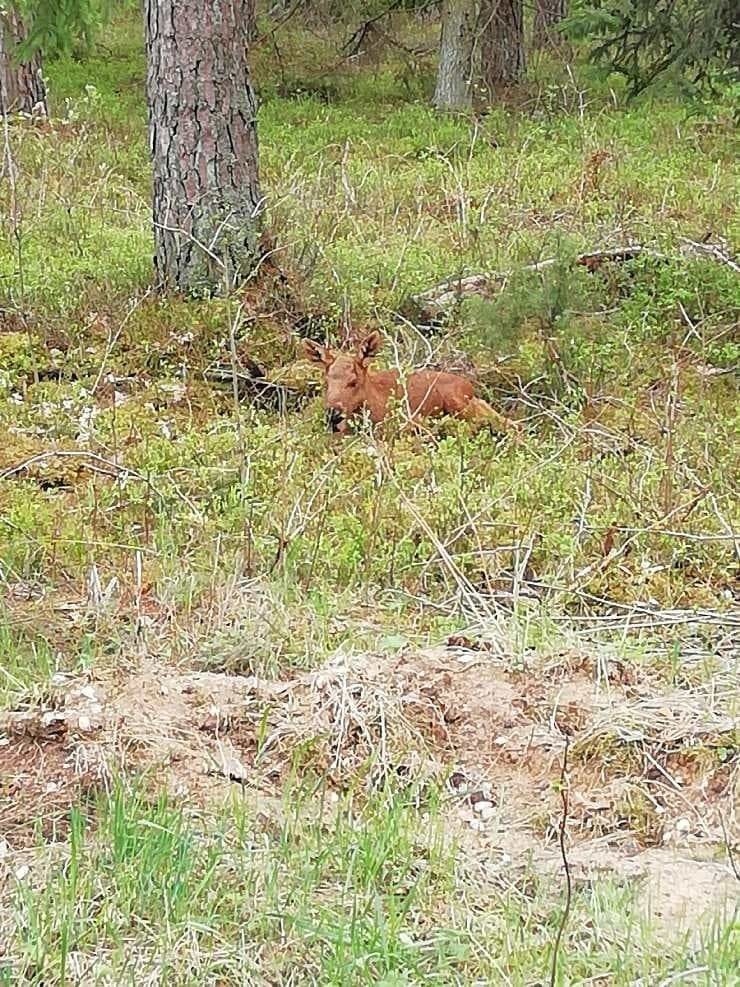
[301,339,334,366]
[357,330,383,364]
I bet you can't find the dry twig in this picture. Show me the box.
[679,237,740,274]
[0,450,201,514]
[549,735,572,987]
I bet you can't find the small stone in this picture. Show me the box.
[77,715,91,732]
[675,817,691,834]
[449,771,469,792]
[473,799,494,815]
[44,782,59,794]
[478,803,496,822]
[0,839,9,859]
[15,865,29,880]
[469,818,485,832]
[218,753,248,783]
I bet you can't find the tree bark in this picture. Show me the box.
[481,0,525,92]
[144,0,261,295]
[0,7,47,117]
[433,0,478,111]
[533,0,567,49]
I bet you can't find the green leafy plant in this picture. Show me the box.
[565,0,740,97]
[9,0,115,58]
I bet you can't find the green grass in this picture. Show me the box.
[0,612,57,708]
[5,780,737,985]
[0,7,738,985]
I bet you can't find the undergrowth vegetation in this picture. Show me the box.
[0,7,738,985]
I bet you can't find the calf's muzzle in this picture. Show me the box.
[325,407,345,432]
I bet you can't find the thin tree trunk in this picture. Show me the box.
[0,7,47,117]
[481,0,525,92]
[533,0,567,49]
[417,1,442,24]
[433,0,478,111]
[144,0,261,295]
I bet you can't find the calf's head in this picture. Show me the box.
[302,331,383,431]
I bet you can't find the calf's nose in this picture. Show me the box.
[325,407,344,432]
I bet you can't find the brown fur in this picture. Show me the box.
[302,331,521,438]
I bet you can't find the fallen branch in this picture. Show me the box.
[575,244,655,269]
[0,450,201,515]
[204,365,309,414]
[679,237,740,274]
[258,0,305,45]
[568,486,710,593]
[403,240,740,323]
[343,1,405,57]
[405,247,653,321]
[0,449,146,483]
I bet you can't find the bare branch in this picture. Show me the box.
[403,238,740,323]
[549,734,572,987]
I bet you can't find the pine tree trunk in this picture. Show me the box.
[144,0,261,295]
[481,0,525,92]
[433,0,478,111]
[0,7,47,117]
[533,0,567,49]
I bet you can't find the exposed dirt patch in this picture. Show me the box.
[0,712,108,850]
[2,643,737,933]
[638,852,738,939]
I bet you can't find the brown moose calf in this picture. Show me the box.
[303,330,521,438]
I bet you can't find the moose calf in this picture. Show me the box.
[303,330,521,438]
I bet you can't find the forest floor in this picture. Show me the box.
[0,10,738,985]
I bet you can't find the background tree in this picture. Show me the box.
[566,0,739,96]
[0,4,46,115]
[480,0,525,91]
[533,0,566,49]
[433,0,478,111]
[16,0,109,54]
[144,0,261,295]
[2,0,112,116]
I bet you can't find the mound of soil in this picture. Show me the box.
[2,643,737,939]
